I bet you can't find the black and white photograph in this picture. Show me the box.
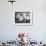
[15,11,32,26]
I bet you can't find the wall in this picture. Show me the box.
[0,0,46,41]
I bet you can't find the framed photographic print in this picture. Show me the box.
[15,10,33,26]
